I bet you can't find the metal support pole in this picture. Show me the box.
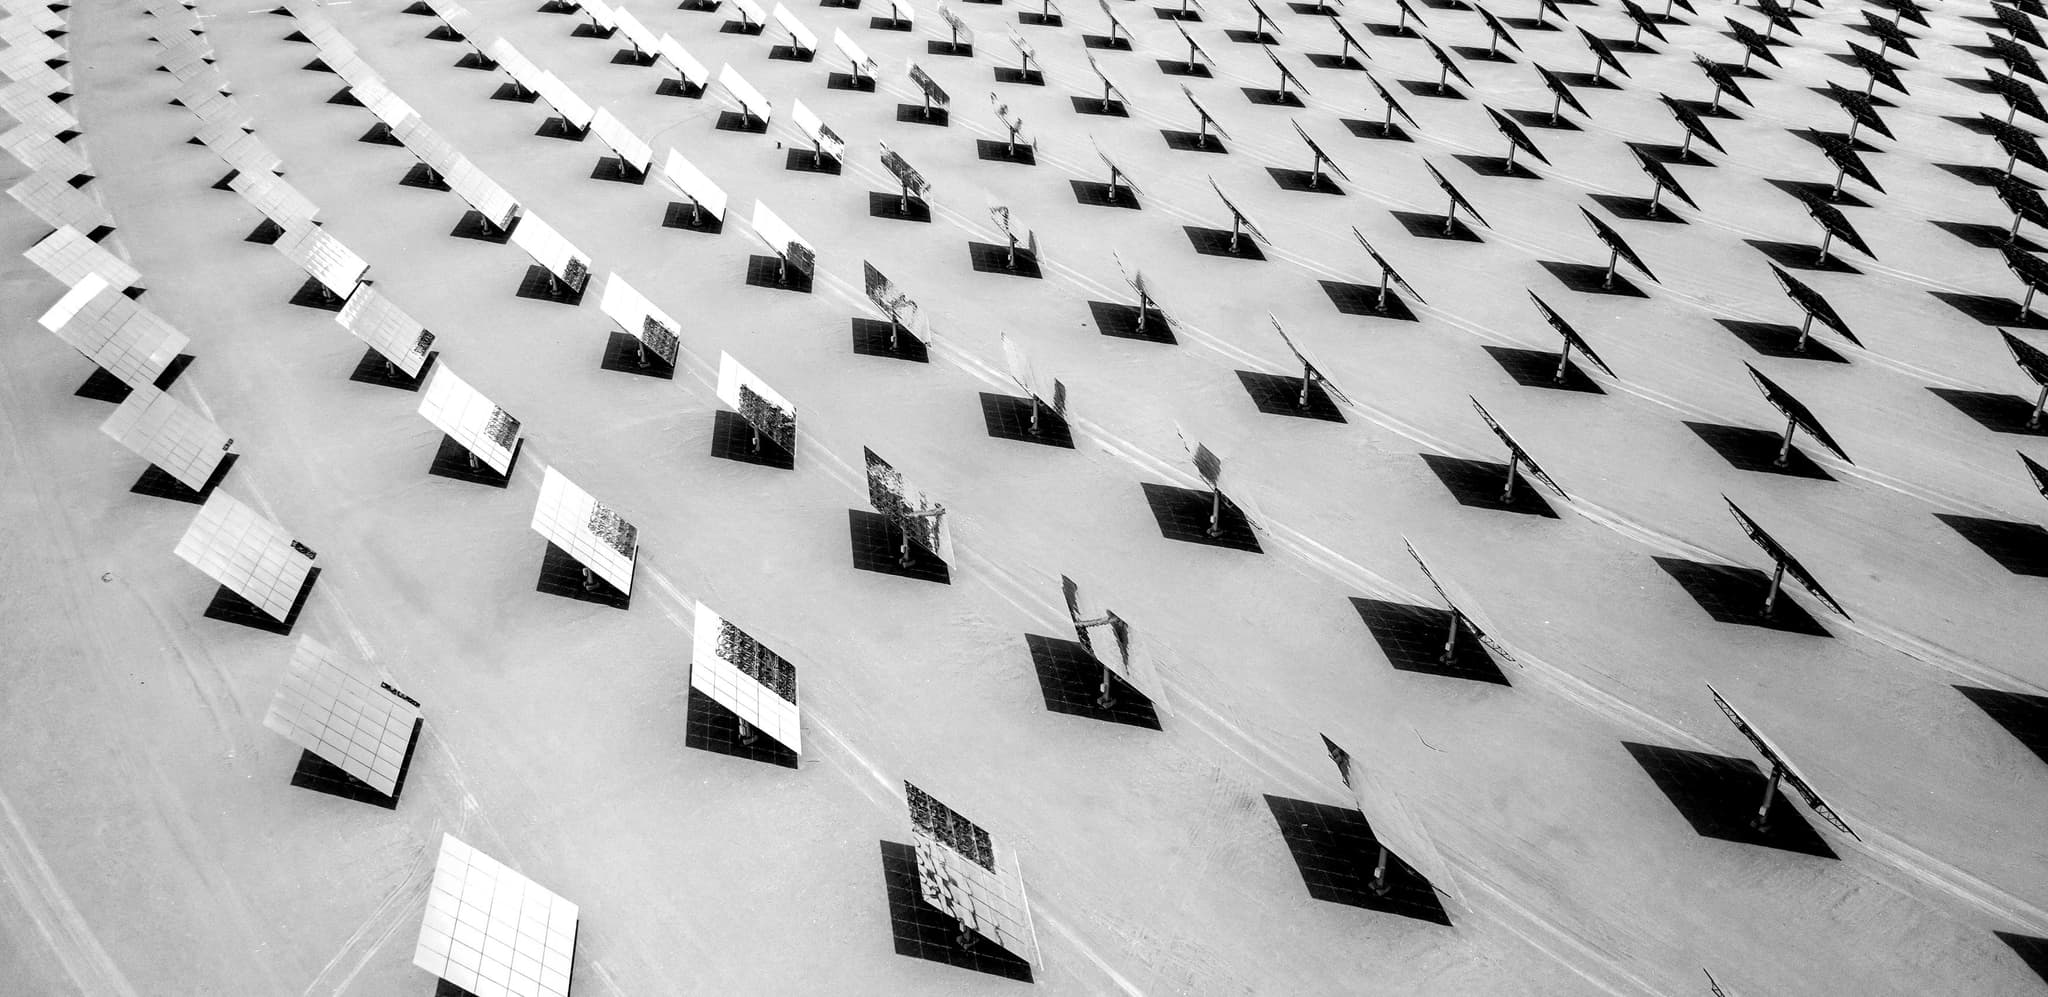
[636,340,650,368]
[1444,198,1460,235]
[2032,384,2047,429]
[1775,414,1797,467]
[1550,91,1563,124]
[2010,210,2026,243]
[1208,486,1224,537]
[1028,394,1042,434]
[1505,140,1519,171]
[1679,130,1695,160]
[581,566,600,592]
[1554,340,1574,383]
[1199,114,1212,146]
[1603,247,1620,288]
[1796,312,1814,351]
[1369,845,1393,896]
[777,254,788,285]
[737,718,758,744]
[1229,213,1243,252]
[1440,611,1460,663]
[1108,165,1121,200]
[1815,229,1834,265]
[1006,231,1018,269]
[1188,38,1199,71]
[1763,561,1785,615]
[1097,661,1117,709]
[1137,291,1151,330]
[1297,362,1313,408]
[1501,458,1520,502]
[466,449,480,470]
[900,180,911,215]
[1830,166,1848,200]
[2021,283,2038,319]
[750,423,762,452]
[1751,765,1783,830]
[1377,270,1392,312]
[1436,63,1449,94]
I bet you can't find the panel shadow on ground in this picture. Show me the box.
[1935,514,2048,575]
[289,718,422,809]
[1021,634,1162,728]
[979,393,1074,447]
[535,542,631,609]
[1236,371,1346,421]
[1621,742,1837,858]
[877,841,1034,982]
[1956,686,2048,766]
[1349,598,1509,684]
[847,510,951,583]
[1683,422,1832,479]
[1417,454,1557,517]
[1139,482,1261,552]
[1652,556,1830,637]
[1263,795,1453,924]
[685,687,800,768]
[1927,388,2048,436]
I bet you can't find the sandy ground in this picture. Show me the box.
[3,0,2047,993]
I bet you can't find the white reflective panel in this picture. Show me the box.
[335,285,435,377]
[0,82,79,139]
[229,168,321,231]
[508,212,590,291]
[1,123,89,180]
[5,1,65,32]
[690,602,802,753]
[142,0,202,29]
[175,75,247,129]
[1323,734,1468,913]
[359,81,418,130]
[1059,575,1162,698]
[658,149,726,221]
[302,18,356,61]
[654,33,707,85]
[730,0,765,22]
[417,366,520,474]
[24,225,140,292]
[413,835,578,997]
[443,156,519,230]
[532,71,594,129]
[273,220,369,297]
[195,118,284,177]
[597,273,680,365]
[484,38,543,91]
[264,637,421,797]
[715,352,797,455]
[771,3,817,51]
[425,0,473,31]
[392,115,462,176]
[862,448,952,563]
[173,490,315,623]
[716,63,770,123]
[531,466,637,594]
[0,48,67,98]
[40,275,189,391]
[832,28,876,76]
[0,15,64,53]
[157,35,213,77]
[906,785,1039,964]
[583,0,619,29]
[613,5,660,51]
[789,99,844,161]
[322,47,372,86]
[749,200,812,276]
[589,107,652,173]
[100,386,231,492]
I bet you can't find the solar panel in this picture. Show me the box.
[589,107,653,174]
[1087,54,1127,107]
[905,782,1039,963]
[39,274,188,390]
[715,352,797,456]
[938,1,973,43]
[531,466,638,594]
[1058,574,1162,697]
[0,51,68,100]
[1580,207,1656,283]
[1746,363,1851,463]
[1527,292,1616,379]
[999,331,1065,417]
[173,490,316,623]
[24,226,139,292]
[908,63,948,108]
[532,71,595,130]
[613,6,660,53]
[101,386,232,492]
[1403,536,1513,661]
[1485,105,1548,167]
[9,166,111,234]
[158,35,214,78]
[731,0,766,26]
[655,33,709,88]
[690,602,801,752]
[598,274,681,367]
[509,212,591,292]
[0,80,79,136]
[335,284,436,378]
[418,367,521,474]
[583,0,620,30]
[1769,264,1856,345]
[1350,228,1421,305]
[1420,36,1466,90]
[1269,313,1351,403]
[1577,25,1628,78]
[864,447,951,563]
[1290,119,1351,182]
[771,3,817,52]
[2023,451,2048,501]
[1725,496,1846,618]
[834,28,878,80]
[1173,19,1214,69]
[658,149,727,222]
[196,118,283,178]
[263,636,421,797]
[1091,139,1139,197]
[1320,733,1467,911]
[1707,685,1859,839]
[717,63,771,125]
[486,37,544,95]
[878,141,930,200]
[322,48,375,88]
[863,261,922,329]
[175,76,247,130]
[749,201,814,278]
[789,99,845,162]
[1630,144,1695,209]
[443,156,520,232]
[1471,396,1566,498]
[273,220,368,298]
[1207,176,1270,245]
[355,79,418,129]
[1181,84,1231,140]
[300,16,357,61]
[229,169,320,232]
[413,834,578,997]
[1423,160,1485,227]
